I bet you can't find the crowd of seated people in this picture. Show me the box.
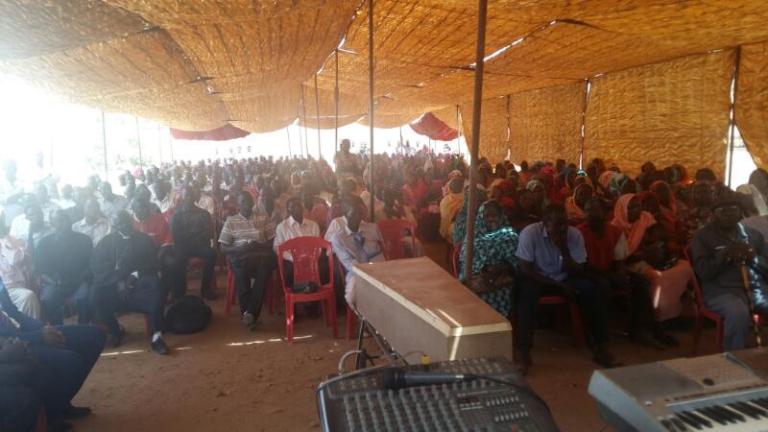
[4,142,768,427]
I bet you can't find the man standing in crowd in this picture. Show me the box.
[92,211,169,354]
[171,186,216,300]
[72,198,110,246]
[692,194,768,350]
[515,204,617,374]
[35,210,93,325]
[0,220,40,318]
[0,279,105,431]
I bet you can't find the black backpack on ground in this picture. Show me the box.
[164,295,212,334]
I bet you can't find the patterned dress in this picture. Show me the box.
[458,202,519,317]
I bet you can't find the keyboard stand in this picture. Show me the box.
[351,307,404,370]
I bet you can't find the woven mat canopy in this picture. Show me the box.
[1,0,768,168]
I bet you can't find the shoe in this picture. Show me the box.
[631,331,667,350]
[513,348,533,376]
[241,311,255,327]
[48,420,73,432]
[201,290,218,301]
[653,329,679,347]
[63,404,92,419]
[593,348,621,368]
[151,337,170,355]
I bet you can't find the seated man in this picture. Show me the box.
[98,181,128,220]
[219,191,277,330]
[515,204,617,374]
[92,211,169,354]
[577,198,664,348]
[692,194,768,350]
[35,210,92,325]
[0,221,40,318]
[328,197,385,304]
[131,198,175,298]
[273,197,322,287]
[171,186,216,300]
[0,279,105,430]
[72,198,110,246]
[10,201,53,250]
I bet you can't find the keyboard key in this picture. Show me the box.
[675,413,702,430]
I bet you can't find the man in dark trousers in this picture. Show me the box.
[92,210,169,354]
[171,185,217,300]
[0,280,105,431]
[35,209,93,324]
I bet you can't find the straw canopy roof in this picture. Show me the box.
[1,1,768,170]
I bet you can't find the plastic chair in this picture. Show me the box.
[538,295,586,347]
[277,237,337,342]
[684,246,724,354]
[377,219,416,260]
[224,258,278,316]
[451,243,462,278]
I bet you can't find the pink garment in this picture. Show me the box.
[638,259,694,321]
[611,193,656,255]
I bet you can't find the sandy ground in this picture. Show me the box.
[69,242,717,432]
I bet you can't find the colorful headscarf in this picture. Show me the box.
[611,193,656,255]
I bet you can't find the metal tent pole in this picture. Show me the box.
[157,124,163,162]
[135,116,143,168]
[335,49,340,153]
[301,85,309,158]
[463,0,488,284]
[455,104,461,155]
[727,46,742,188]
[314,73,322,159]
[287,128,293,158]
[101,110,108,178]
[367,0,375,221]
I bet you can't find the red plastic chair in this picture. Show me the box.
[451,243,462,278]
[684,246,724,354]
[277,237,337,342]
[224,259,278,316]
[537,295,586,347]
[377,219,416,260]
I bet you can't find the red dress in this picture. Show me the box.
[577,223,623,273]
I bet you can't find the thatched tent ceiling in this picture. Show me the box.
[1,0,767,133]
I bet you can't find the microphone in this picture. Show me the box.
[381,367,472,390]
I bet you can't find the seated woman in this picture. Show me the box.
[458,200,517,318]
[565,183,594,225]
[650,180,687,249]
[374,188,423,257]
[611,194,693,341]
[508,189,541,232]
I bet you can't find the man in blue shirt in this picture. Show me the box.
[0,279,105,431]
[515,204,617,374]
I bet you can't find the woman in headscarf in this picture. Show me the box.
[737,168,768,216]
[452,185,487,245]
[650,180,687,252]
[565,183,594,225]
[525,179,548,213]
[611,194,693,341]
[491,179,517,219]
[459,200,518,317]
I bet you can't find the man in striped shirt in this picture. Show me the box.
[219,191,277,330]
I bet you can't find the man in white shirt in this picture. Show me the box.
[328,196,385,304]
[274,197,321,287]
[72,198,110,246]
[0,221,40,318]
[99,181,128,220]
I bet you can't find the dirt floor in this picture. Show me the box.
[69,242,718,432]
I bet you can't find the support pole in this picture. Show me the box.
[100,110,108,178]
[301,85,309,158]
[314,73,322,159]
[157,124,163,163]
[579,79,591,169]
[727,46,742,188]
[455,104,461,155]
[463,0,488,285]
[334,49,340,153]
[135,116,143,168]
[286,128,293,159]
[367,0,375,222]
[170,138,175,163]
